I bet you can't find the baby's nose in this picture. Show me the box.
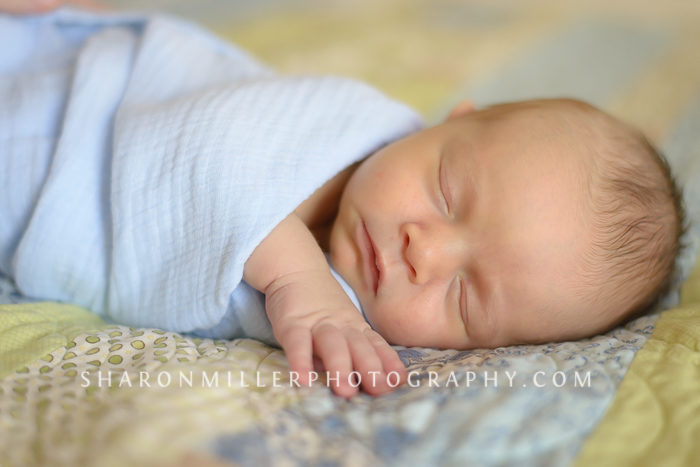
[402,222,463,285]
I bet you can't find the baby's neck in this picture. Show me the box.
[294,161,360,251]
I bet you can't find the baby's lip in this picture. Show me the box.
[358,220,382,296]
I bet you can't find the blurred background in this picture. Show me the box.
[102,0,700,169]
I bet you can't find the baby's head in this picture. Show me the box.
[329,98,684,349]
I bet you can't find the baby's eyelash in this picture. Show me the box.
[438,160,450,214]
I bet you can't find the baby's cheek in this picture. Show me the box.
[361,302,390,337]
[362,302,412,345]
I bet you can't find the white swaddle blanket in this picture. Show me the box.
[0,9,422,344]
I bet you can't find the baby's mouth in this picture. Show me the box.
[359,220,381,296]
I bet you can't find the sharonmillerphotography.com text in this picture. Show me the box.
[80,370,593,389]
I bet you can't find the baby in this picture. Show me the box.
[0,3,684,398]
[248,97,684,397]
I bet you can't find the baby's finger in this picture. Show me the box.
[345,328,390,395]
[280,326,314,387]
[364,328,408,385]
[312,355,325,374]
[312,324,356,398]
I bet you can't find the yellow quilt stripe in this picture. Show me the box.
[574,262,700,466]
[0,302,105,379]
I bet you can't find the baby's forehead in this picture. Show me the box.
[481,98,598,120]
[463,102,603,224]
[477,99,612,142]
[467,101,601,160]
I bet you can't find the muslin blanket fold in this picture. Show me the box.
[0,9,423,342]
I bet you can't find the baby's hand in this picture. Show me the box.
[244,212,406,398]
[265,269,407,398]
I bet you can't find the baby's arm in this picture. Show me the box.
[244,212,407,397]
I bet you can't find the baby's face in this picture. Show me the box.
[329,101,600,349]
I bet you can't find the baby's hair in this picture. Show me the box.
[571,101,686,330]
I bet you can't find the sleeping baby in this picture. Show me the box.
[0,6,685,398]
[260,98,684,397]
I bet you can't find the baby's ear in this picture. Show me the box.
[446,100,476,121]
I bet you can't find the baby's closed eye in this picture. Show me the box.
[437,157,452,216]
